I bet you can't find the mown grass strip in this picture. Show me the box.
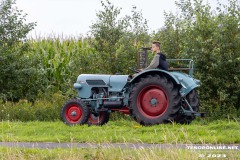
[1,119,240,144]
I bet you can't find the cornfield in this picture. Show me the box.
[26,35,139,98]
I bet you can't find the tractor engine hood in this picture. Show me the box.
[76,74,129,92]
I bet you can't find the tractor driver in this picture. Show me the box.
[142,41,168,71]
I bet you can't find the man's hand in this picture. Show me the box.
[132,69,143,77]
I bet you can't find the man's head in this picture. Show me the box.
[151,41,161,53]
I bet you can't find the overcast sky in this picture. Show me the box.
[15,0,230,38]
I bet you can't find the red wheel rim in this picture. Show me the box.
[137,85,168,118]
[65,104,83,124]
[88,112,104,125]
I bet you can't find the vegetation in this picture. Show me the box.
[0,147,239,160]
[1,120,239,144]
[90,0,150,74]
[0,0,239,120]
[0,94,65,121]
[0,0,38,102]
[0,1,239,159]
[153,0,240,119]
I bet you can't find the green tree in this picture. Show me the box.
[153,0,240,118]
[0,0,38,102]
[90,0,127,74]
[90,0,150,74]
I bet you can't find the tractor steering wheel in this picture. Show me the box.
[129,67,140,73]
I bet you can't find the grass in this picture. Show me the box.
[0,147,239,160]
[0,119,239,160]
[1,119,240,144]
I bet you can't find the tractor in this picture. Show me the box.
[61,48,204,126]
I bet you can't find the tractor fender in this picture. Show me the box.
[130,69,200,97]
[170,72,200,96]
[130,69,180,85]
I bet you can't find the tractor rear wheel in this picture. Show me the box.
[174,89,199,124]
[88,111,110,126]
[61,99,89,125]
[129,75,181,125]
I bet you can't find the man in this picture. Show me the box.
[143,41,168,71]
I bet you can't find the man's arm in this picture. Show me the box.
[144,54,160,70]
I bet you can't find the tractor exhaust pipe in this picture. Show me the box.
[103,101,123,108]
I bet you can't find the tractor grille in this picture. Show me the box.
[86,80,106,85]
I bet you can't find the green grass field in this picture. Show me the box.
[1,119,239,144]
[0,119,239,159]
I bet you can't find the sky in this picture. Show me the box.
[15,0,230,38]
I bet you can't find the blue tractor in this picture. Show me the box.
[61,53,203,126]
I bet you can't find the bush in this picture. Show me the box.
[0,93,66,121]
[0,0,39,102]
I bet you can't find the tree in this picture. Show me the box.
[90,0,150,74]
[153,0,240,118]
[90,0,127,74]
[0,0,38,102]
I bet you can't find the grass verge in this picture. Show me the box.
[1,119,240,144]
[0,147,239,160]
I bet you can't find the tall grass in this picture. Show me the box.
[0,147,239,160]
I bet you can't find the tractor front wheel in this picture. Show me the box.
[88,111,110,126]
[61,99,89,125]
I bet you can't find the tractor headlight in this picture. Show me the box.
[74,83,82,89]
[194,79,200,86]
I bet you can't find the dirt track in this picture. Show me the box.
[0,142,239,150]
